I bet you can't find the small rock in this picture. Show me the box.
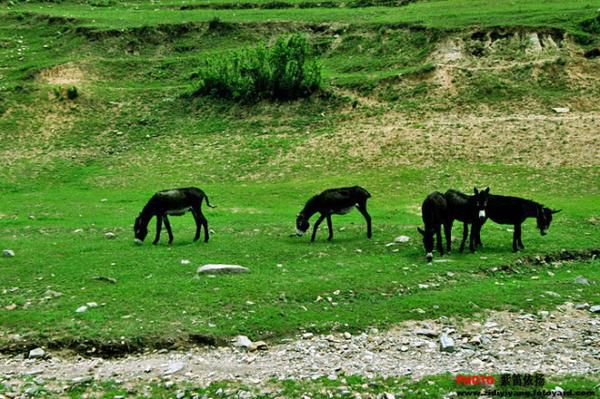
[73,228,84,233]
[439,334,455,352]
[75,305,88,313]
[105,232,116,239]
[28,348,45,359]
[196,264,250,274]
[551,386,564,395]
[232,335,252,349]
[538,311,549,319]
[574,275,590,285]
[302,333,314,339]
[180,259,190,265]
[249,341,268,352]
[163,361,185,376]
[71,376,93,385]
[86,302,98,308]
[590,305,600,313]
[575,303,590,310]
[394,235,410,243]
[552,107,570,113]
[3,249,15,257]
[343,332,352,339]
[415,329,438,338]
[93,276,117,284]
[5,304,17,310]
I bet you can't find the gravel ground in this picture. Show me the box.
[1,303,598,394]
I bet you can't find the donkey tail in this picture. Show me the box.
[204,194,216,208]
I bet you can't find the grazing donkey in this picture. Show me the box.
[444,187,490,253]
[134,187,215,245]
[478,194,560,252]
[295,186,372,242]
[417,191,449,262]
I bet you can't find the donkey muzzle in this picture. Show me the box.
[478,210,486,219]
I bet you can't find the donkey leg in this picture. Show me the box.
[459,223,468,253]
[445,220,453,253]
[199,211,209,243]
[469,222,478,253]
[311,214,326,242]
[357,203,372,239]
[326,214,334,241]
[153,215,163,245]
[191,209,202,241]
[163,215,174,244]
[436,225,444,256]
[512,224,520,252]
[516,224,524,250]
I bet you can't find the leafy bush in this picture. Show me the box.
[192,34,322,101]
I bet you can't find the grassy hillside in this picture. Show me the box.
[0,0,599,354]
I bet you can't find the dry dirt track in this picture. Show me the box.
[1,303,598,394]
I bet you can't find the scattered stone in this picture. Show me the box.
[552,107,570,113]
[86,302,98,308]
[73,228,84,233]
[180,259,191,265]
[28,348,45,359]
[537,311,549,319]
[343,332,352,339]
[394,235,410,243]
[233,335,252,349]
[302,333,314,339]
[439,334,455,352]
[590,305,600,313]
[93,276,117,284]
[71,376,93,385]
[5,303,17,310]
[3,249,15,257]
[249,341,268,352]
[575,303,590,310]
[415,329,438,338]
[104,232,116,239]
[527,32,542,52]
[196,264,250,274]
[574,275,590,285]
[75,305,88,313]
[163,361,184,376]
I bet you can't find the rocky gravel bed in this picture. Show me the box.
[1,303,598,395]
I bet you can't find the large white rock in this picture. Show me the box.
[197,264,249,274]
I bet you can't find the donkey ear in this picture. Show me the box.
[551,209,562,214]
[417,227,425,236]
[484,187,490,193]
[473,187,479,195]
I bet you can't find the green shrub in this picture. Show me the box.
[192,34,322,101]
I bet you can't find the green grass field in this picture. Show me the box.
[0,0,599,366]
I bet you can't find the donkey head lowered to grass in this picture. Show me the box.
[134,187,215,245]
[294,186,372,242]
